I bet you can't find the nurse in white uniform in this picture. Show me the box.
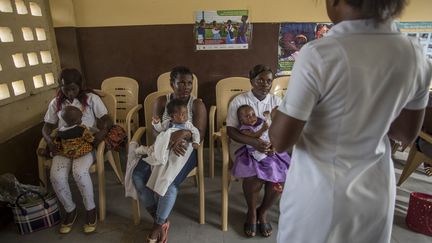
[270,0,432,243]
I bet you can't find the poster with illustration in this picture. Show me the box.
[398,22,432,60]
[194,10,252,50]
[278,23,333,75]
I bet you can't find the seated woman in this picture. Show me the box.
[126,66,206,243]
[42,68,113,234]
[226,64,290,238]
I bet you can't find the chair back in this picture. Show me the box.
[94,89,117,123]
[143,90,171,145]
[271,76,290,99]
[101,77,139,129]
[215,77,251,131]
[157,72,198,98]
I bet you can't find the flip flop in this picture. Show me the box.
[159,220,170,243]
[259,222,272,237]
[243,222,257,237]
[147,237,158,243]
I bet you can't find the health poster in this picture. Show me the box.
[398,22,432,60]
[278,23,333,75]
[194,10,252,51]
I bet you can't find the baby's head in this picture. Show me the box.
[237,105,257,126]
[61,106,82,127]
[166,98,188,124]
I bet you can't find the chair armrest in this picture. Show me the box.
[125,104,143,143]
[38,137,47,149]
[131,127,146,144]
[96,140,106,170]
[220,126,230,164]
[209,105,217,137]
[420,131,432,145]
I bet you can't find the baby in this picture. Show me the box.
[237,104,273,161]
[135,98,200,156]
[53,106,94,159]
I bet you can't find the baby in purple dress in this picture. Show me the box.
[231,105,290,186]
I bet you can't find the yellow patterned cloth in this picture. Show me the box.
[53,125,94,159]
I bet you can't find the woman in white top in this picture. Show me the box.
[42,68,113,234]
[226,65,290,238]
[270,0,432,243]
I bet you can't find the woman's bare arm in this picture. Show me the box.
[94,114,113,145]
[240,123,268,139]
[42,122,57,152]
[388,108,425,146]
[269,110,306,153]
[192,98,207,141]
[423,106,432,134]
[227,126,271,153]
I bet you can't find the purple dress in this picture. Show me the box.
[231,118,290,182]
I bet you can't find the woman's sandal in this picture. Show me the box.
[147,237,158,243]
[243,222,257,237]
[259,222,273,237]
[83,214,97,233]
[147,220,170,243]
[59,210,77,234]
[158,220,170,243]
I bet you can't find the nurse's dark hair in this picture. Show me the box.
[332,0,407,23]
[249,64,273,80]
[169,66,193,85]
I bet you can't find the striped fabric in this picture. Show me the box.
[11,192,60,234]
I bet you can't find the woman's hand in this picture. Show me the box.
[252,138,272,153]
[171,139,188,156]
[93,130,107,146]
[47,141,59,156]
[169,130,191,156]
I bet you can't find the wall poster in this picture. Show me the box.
[398,22,432,60]
[194,10,252,51]
[277,22,333,75]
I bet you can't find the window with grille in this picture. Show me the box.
[0,0,59,106]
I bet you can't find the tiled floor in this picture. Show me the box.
[0,149,431,243]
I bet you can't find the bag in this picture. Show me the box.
[104,124,127,151]
[10,190,60,234]
[406,192,432,236]
[0,201,13,230]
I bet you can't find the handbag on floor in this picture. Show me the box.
[406,192,432,236]
[10,190,60,234]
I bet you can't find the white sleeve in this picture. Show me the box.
[225,95,241,128]
[152,121,164,132]
[404,50,432,110]
[278,44,322,121]
[186,122,201,144]
[161,120,171,131]
[44,98,59,125]
[91,94,108,119]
